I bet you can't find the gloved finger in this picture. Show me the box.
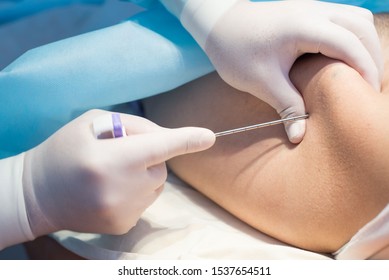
[146,162,168,190]
[306,22,381,91]
[155,184,164,195]
[330,10,383,86]
[283,116,306,145]
[265,73,307,144]
[90,110,162,139]
[119,113,162,135]
[133,127,216,168]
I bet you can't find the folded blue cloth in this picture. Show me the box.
[0,6,213,157]
[0,0,105,24]
[0,0,387,158]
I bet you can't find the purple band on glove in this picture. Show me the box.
[112,113,125,138]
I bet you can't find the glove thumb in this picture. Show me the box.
[141,127,216,167]
[268,76,307,144]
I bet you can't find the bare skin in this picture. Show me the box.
[143,14,389,253]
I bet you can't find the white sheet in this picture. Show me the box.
[51,172,332,260]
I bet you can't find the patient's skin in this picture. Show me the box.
[143,14,389,253]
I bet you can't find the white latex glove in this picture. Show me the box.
[22,110,215,238]
[163,0,383,143]
[0,154,34,250]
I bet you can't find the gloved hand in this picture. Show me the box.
[22,110,215,237]
[174,0,383,143]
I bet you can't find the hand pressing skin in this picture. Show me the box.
[160,0,383,143]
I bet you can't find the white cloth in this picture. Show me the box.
[335,204,389,260]
[52,172,389,260]
[0,153,34,250]
[51,173,331,260]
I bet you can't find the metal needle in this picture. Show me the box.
[214,114,309,137]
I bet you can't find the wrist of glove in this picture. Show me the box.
[0,153,34,250]
[179,0,238,48]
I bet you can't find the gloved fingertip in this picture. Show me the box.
[198,128,216,150]
[364,71,381,92]
[374,78,382,93]
[285,120,306,144]
[177,127,216,154]
[368,77,381,93]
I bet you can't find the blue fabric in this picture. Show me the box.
[321,0,389,13]
[0,0,388,158]
[0,0,105,24]
[0,7,213,157]
[121,0,158,9]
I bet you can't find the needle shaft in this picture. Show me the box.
[215,114,309,137]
